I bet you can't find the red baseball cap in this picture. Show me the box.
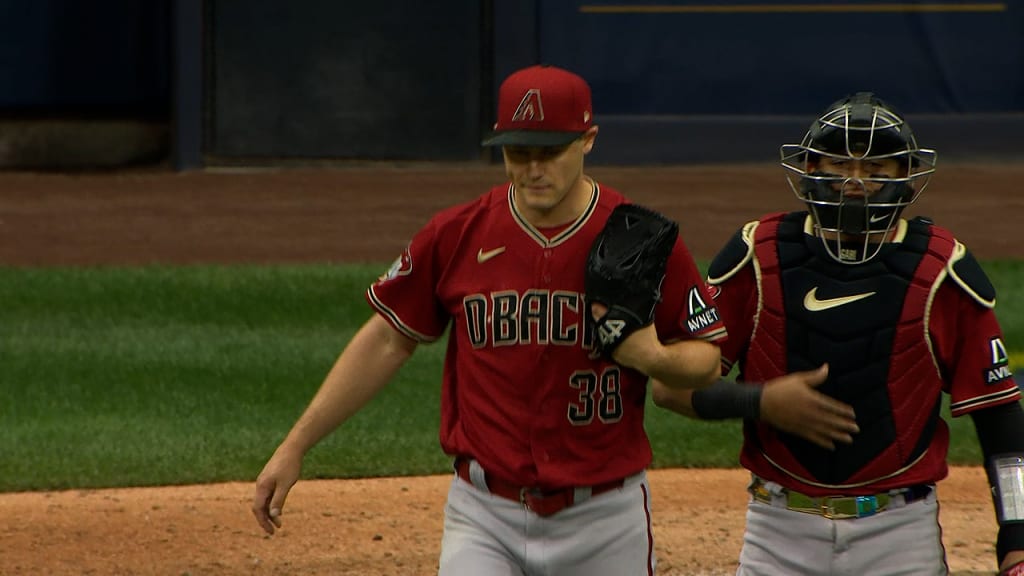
[482,64,593,147]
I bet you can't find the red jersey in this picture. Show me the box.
[708,212,1021,496]
[367,181,726,489]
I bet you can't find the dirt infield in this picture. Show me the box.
[0,468,1003,576]
[2,162,1021,575]
[1,162,1022,266]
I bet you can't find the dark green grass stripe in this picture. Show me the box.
[0,262,1020,492]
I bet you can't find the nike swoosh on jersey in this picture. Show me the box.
[477,246,506,263]
[803,287,876,312]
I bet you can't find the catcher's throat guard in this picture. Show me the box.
[585,203,678,359]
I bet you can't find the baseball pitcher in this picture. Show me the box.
[252,64,727,576]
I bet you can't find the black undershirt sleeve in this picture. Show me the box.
[970,400,1024,565]
[690,378,762,420]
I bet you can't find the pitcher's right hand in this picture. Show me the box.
[252,450,302,535]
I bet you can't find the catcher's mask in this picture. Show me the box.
[780,92,937,264]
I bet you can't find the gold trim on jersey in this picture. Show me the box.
[951,387,1022,413]
[763,447,929,490]
[924,252,945,381]
[751,222,765,350]
[698,326,728,342]
[947,241,996,308]
[507,181,600,247]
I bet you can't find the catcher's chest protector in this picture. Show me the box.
[746,212,955,485]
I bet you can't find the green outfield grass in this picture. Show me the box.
[0,262,1021,492]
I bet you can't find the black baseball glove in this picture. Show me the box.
[585,203,678,359]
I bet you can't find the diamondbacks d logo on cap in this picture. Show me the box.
[512,89,544,123]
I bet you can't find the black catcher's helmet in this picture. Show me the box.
[780,92,937,264]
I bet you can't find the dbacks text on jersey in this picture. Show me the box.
[463,289,595,349]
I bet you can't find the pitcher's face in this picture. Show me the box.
[504,127,597,222]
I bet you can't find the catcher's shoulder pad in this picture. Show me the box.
[707,220,759,285]
[947,240,996,308]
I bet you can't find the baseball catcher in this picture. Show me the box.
[647,91,1024,575]
[585,203,678,359]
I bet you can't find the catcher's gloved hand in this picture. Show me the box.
[585,203,678,360]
